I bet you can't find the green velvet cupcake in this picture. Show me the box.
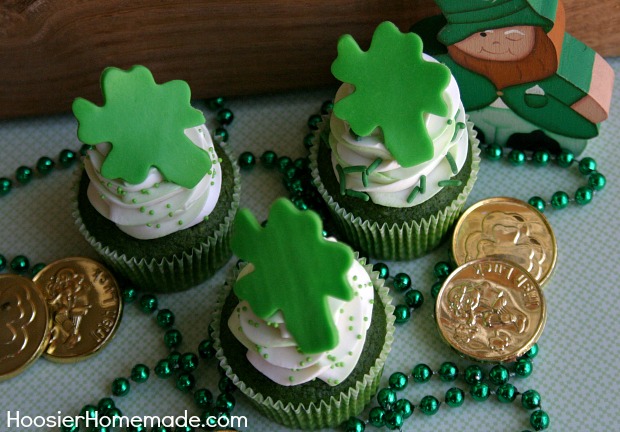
[213,199,395,429]
[309,22,480,260]
[71,66,240,292]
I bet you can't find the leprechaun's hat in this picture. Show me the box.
[435,0,559,45]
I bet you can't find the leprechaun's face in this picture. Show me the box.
[453,25,536,61]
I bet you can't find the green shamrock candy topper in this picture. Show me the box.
[72,65,211,189]
[231,198,355,354]
[331,21,452,168]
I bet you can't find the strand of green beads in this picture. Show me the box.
[0,253,46,278]
[481,144,606,212]
[344,345,548,432]
[205,97,234,146]
[60,288,233,432]
[0,146,85,198]
[371,262,424,325]
[429,260,455,300]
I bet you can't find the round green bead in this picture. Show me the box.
[321,100,334,114]
[215,392,236,412]
[180,352,199,372]
[528,196,546,213]
[344,417,365,432]
[277,156,292,173]
[213,126,229,143]
[194,388,213,409]
[219,375,236,393]
[0,178,12,196]
[445,387,465,407]
[206,96,225,110]
[578,157,596,175]
[176,372,196,392]
[508,149,526,165]
[556,149,574,167]
[106,407,122,419]
[395,399,413,419]
[377,387,397,409]
[60,418,79,432]
[530,409,550,431]
[198,339,216,359]
[484,144,503,160]
[383,411,404,430]
[575,186,593,205]
[238,151,256,170]
[59,149,77,167]
[307,114,322,130]
[489,364,510,385]
[80,404,97,420]
[216,108,234,125]
[36,156,55,175]
[433,261,452,280]
[138,294,158,313]
[532,150,550,166]
[151,427,170,432]
[392,272,411,292]
[130,364,150,383]
[16,166,33,184]
[523,343,539,359]
[412,363,433,383]
[393,304,411,324]
[260,150,278,168]
[126,423,147,432]
[431,280,443,299]
[372,262,389,279]
[284,165,297,180]
[164,329,183,349]
[470,382,490,401]
[29,262,46,278]
[419,395,440,415]
[97,397,115,413]
[388,371,408,390]
[550,191,569,209]
[368,406,386,427]
[80,144,93,156]
[111,377,130,396]
[464,365,484,385]
[156,309,175,329]
[515,357,533,378]
[438,361,458,382]
[497,383,517,403]
[122,286,137,303]
[294,157,309,171]
[521,389,542,409]
[588,172,606,191]
[10,255,29,274]
[167,351,181,369]
[404,289,424,309]
[155,359,173,378]
[303,132,315,149]
[175,427,194,432]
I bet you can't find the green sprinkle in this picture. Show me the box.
[166,203,171,208]
[327,355,337,362]
[141,189,150,195]
[445,151,458,174]
[168,212,174,217]
[451,122,466,142]
[289,376,294,382]
[263,353,269,359]
[349,316,354,321]
[420,175,426,193]
[353,275,358,281]
[362,171,369,187]
[148,210,154,215]
[348,326,353,331]
[438,179,463,187]
[336,164,346,196]
[343,165,367,174]
[366,157,383,174]
[218,158,222,163]
[178,220,183,225]
[139,206,146,213]
[306,357,312,362]
[364,316,369,322]
[406,186,420,204]
[146,223,152,227]
[345,189,370,201]
[447,119,453,125]
[156,224,160,228]
[116,186,124,195]
[356,334,362,340]
[154,183,160,188]
[100,194,105,200]
[132,198,137,204]
[204,216,209,221]
[348,351,353,356]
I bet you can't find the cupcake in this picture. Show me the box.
[310,21,480,260]
[213,198,395,429]
[72,65,240,292]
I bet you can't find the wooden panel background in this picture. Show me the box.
[0,0,618,118]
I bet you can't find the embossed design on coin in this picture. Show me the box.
[452,197,557,286]
[435,258,546,362]
[0,275,51,380]
[33,257,122,362]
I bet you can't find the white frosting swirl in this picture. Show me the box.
[83,125,222,240]
[228,253,374,387]
[329,54,469,207]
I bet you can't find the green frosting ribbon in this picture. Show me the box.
[331,21,451,168]
[72,65,211,189]
[231,198,355,354]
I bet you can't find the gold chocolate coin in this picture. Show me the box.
[33,257,123,362]
[435,258,546,363]
[0,274,51,381]
[452,197,557,286]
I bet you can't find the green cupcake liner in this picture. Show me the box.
[72,141,240,293]
[212,255,395,429]
[310,119,481,260]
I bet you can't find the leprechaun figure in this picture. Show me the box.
[412,0,614,155]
